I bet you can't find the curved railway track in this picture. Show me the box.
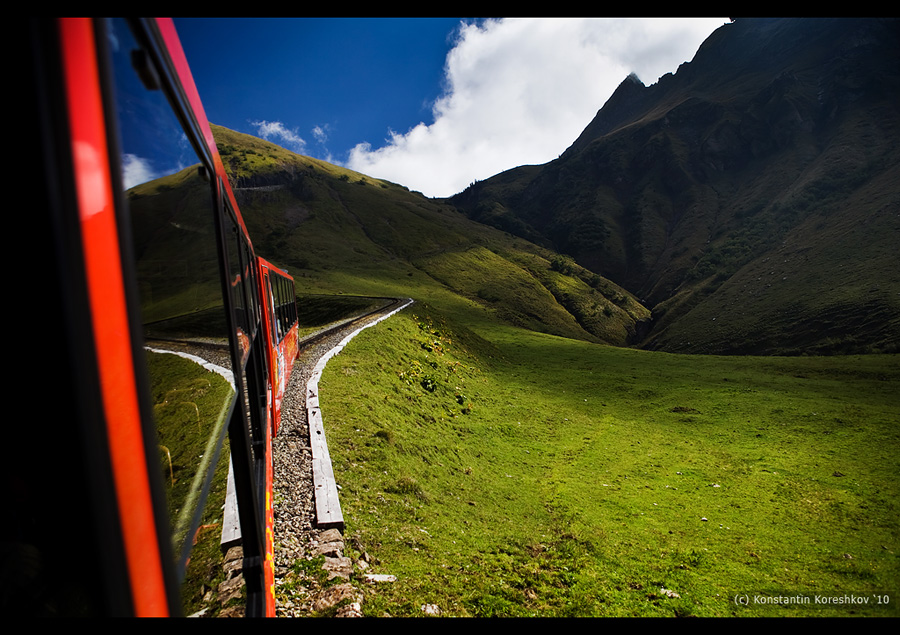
[148,296,413,616]
[272,296,413,617]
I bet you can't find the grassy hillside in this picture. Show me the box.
[311,304,899,617]
[127,164,225,325]
[645,166,900,355]
[202,123,897,618]
[210,124,649,346]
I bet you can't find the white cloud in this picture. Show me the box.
[122,153,158,189]
[347,17,729,198]
[250,119,307,153]
[311,124,336,163]
[312,124,329,144]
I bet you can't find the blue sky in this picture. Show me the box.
[174,18,729,198]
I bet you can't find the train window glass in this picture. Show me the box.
[265,272,281,343]
[105,18,236,610]
[275,276,286,337]
[286,277,296,326]
[245,241,260,334]
[278,276,287,337]
[280,276,292,330]
[289,280,297,326]
[223,199,251,365]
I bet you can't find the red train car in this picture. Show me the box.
[16,17,298,616]
[257,259,301,439]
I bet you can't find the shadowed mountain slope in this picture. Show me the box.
[448,18,900,355]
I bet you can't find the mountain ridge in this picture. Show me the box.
[447,17,900,355]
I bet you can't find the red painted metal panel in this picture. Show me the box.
[59,17,170,617]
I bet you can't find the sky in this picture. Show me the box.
[174,18,730,199]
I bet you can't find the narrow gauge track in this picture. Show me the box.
[148,296,411,616]
[294,296,403,349]
[273,296,414,617]
[145,295,401,353]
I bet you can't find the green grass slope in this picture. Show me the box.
[197,108,900,621]
[312,304,899,617]
[210,124,649,346]
[645,162,900,355]
[127,163,225,324]
[202,122,897,619]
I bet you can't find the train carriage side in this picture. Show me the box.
[19,16,289,617]
[257,258,300,439]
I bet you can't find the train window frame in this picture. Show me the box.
[25,16,281,617]
[102,17,264,610]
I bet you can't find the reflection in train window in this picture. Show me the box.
[106,17,236,612]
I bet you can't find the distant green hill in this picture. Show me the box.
[448,18,900,355]
[149,19,900,357]
[208,124,649,347]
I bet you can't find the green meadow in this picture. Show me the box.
[204,123,898,617]
[315,303,899,617]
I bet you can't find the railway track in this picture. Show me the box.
[273,296,415,617]
[295,295,405,349]
[148,296,414,616]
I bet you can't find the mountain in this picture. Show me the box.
[448,18,900,355]
[205,125,649,346]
